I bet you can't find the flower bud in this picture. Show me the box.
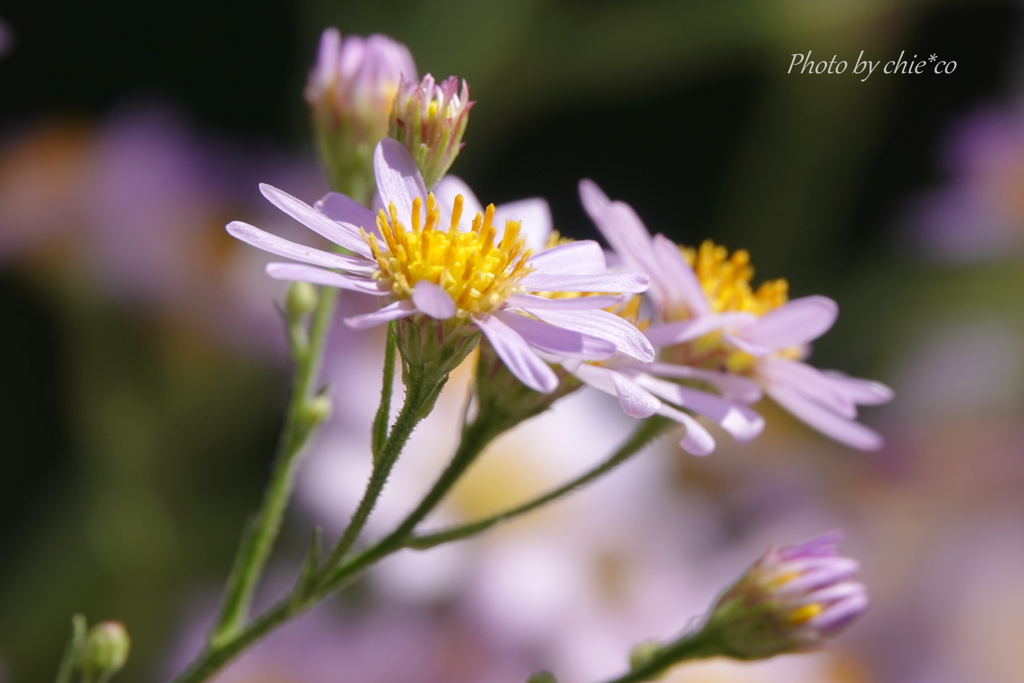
[80,621,130,682]
[702,531,867,660]
[629,641,665,674]
[305,28,416,202]
[285,281,318,319]
[301,394,333,429]
[389,74,473,189]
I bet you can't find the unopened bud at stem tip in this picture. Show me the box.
[81,621,130,681]
[286,281,318,319]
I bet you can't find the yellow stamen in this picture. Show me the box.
[362,193,533,317]
[682,240,788,316]
[788,603,824,624]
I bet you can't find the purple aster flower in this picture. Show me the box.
[702,531,868,659]
[390,74,473,189]
[580,180,892,451]
[911,103,1024,261]
[227,139,652,393]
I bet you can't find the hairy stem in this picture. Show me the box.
[318,369,444,574]
[170,403,504,683]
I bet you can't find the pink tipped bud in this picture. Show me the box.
[703,531,868,660]
[389,74,473,189]
[305,28,417,202]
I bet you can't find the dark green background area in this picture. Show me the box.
[1,1,1022,680]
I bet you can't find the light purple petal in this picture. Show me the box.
[344,300,416,330]
[734,296,838,352]
[778,531,844,560]
[809,591,869,634]
[506,293,625,310]
[493,198,552,251]
[265,262,386,295]
[633,362,763,403]
[432,175,483,229]
[495,311,616,360]
[258,184,371,257]
[226,221,376,274]
[630,373,764,442]
[314,191,377,230]
[588,202,659,278]
[767,385,884,451]
[570,363,661,418]
[612,372,661,418]
[578,179,611,217]
[654,403,717,456]
[645,312,757,348]
[822,371,894,405]
[796,577,864,603]
[412,281,456,319]
[527,240,607,275]
[759,358,856,419]
[527,308,655,361]
[374,138,427,221]
[473,314,559,393]
[522,271,650,294]
[652,233,709,317]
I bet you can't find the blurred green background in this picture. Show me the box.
[2,1,1024,682]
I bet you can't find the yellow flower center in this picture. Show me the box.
[682,240,788,316]
[660,241,792,374]
[362,193,533,317]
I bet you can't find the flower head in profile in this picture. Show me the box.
[305,28,415,139]
[580,179,892,450]
[702,531,868,660]
[390,74,473,189]
[305,28,416,203]
[227,139,653,393]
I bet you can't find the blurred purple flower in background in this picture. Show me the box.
[0,104,330,357]
[911,102,1024,261]
[0,18,12,57]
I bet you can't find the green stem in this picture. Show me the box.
[55,614,87,683]
[319,413,501,592]
[209,287,338,646]
[170,406,504,683]
[318,366,445,575]
[370,324,397,460]
[406,415,670,550]
[598,631,719,683]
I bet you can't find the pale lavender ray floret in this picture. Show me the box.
[226,138,653,394]
[579,179,893,451]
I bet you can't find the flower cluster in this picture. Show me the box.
[162,25,884,683]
